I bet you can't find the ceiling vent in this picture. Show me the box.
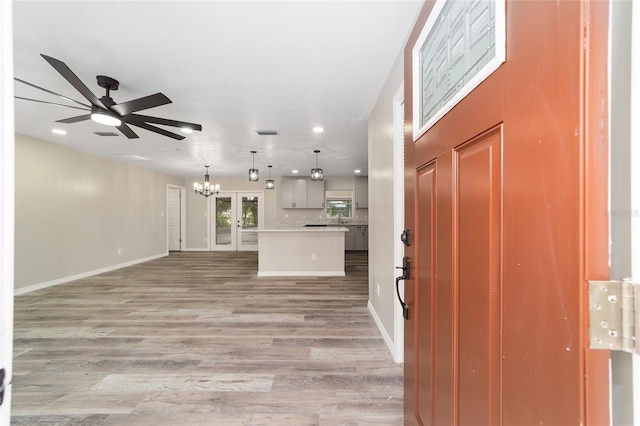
[256,130,278,136]
[94,131,119,137]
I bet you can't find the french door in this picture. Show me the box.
[211,192,263,251]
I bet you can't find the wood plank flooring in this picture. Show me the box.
[11,251,403,425]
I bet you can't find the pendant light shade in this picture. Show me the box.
[248,150,259,181]
[266,165,275,189]
[311,149,323,181]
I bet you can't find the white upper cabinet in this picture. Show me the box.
[307,180,325,209]
[281,179,325,209]
[355,176,368,209]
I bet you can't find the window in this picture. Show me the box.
[325,190,353,218]
[326,199,352,219]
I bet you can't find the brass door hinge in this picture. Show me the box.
[589,278,639,353]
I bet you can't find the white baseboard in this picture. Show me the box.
[183,248,210,252]
[257,271,345,277]
[14,253,168,295]
[368,300,397,361]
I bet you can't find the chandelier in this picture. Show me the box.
[311,149,323,181]
[193,165,220,197]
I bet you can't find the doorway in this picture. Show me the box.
[392,83,405,364]
[211,192,264,251]
[167,185,185,251]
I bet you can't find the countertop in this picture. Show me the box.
[257,226,349,233]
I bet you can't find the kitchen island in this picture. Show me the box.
[256,226,348,276]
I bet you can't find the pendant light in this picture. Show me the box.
[311,149,323,181]
[193,165,220,197]
[248,150,259,181]
[266,165,275,189]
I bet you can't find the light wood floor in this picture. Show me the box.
[11,251,403,425]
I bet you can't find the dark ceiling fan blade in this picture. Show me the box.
[40,54,102,107]
[126,120,185,140]
[117,123,139,139]
[14,78,91,108]
[55,114,92,124]
[110,93,172,116]
[15,96,90,112]
[127,113,203,131]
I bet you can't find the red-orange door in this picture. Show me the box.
[403,1,610,425]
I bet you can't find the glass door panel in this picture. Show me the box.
[237,194,261,251]
[215,197,233,246]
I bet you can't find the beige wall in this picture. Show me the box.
[184,176,367,250]
[15,134,184,291]
[367,49,404,345]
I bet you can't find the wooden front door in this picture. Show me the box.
[403,1,610,425]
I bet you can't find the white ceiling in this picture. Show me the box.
[12,1,422,180]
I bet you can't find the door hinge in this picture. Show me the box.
[589,278,639,353]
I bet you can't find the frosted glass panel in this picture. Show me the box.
[414,0,504,138]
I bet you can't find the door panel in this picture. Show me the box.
[237,194,260,251]
[167,188,181,251]
[415,163,436,426]
[213,195,236,250]
[455,127,502,426]
[403,1,609,425]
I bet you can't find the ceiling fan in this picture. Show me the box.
[15,54,202,140]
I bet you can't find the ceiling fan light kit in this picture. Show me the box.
[90,107,121,127]
[15,54,203,141]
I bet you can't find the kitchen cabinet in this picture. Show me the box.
[307,180,325,209]
[281,179,325,209]
[342,225,368,251]
[355,176,368,209]
[353,225,368,250]
[344,228,356,250]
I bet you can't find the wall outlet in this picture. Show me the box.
[117,248,122,255]
[311,252,317,260]
[377,282,380,297]
[160,211,164,217]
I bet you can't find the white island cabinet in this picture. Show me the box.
[257,226,347,276]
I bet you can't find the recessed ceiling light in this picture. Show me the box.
[292,170,299,174]
[181,127,194,134]
[52,128,67,135]
[354,169,361,174]
[313,127,324,133]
